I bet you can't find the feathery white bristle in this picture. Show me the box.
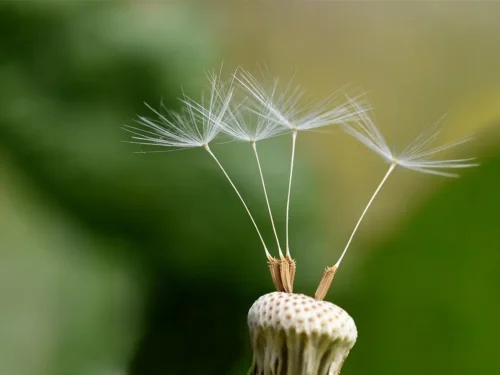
[218,101,286,142]
[343,99,479,178]
[235,68,365,131]
[124,71,232,150]
[124,107,213,149]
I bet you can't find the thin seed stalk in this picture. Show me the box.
[315,162,397,299]
[252,141,283,256]
[204,145,271,259]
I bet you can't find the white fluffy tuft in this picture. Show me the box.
[124,70,231,150]
[235,68,367,132]
[217,100,286,142]
[343,99,479,178]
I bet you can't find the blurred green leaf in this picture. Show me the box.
[0,157,140,375]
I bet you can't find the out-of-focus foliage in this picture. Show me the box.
[1,156,140,375]
[1,2,499,375]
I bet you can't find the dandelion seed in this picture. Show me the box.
[215,98,291,290]
[314,104,479,301]
[124,70,273,262]
[235,68,367,292]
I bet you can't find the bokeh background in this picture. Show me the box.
[1,2,499,375]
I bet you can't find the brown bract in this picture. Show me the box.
[268,256,296,293]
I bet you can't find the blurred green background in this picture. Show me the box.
[1,2,499,375]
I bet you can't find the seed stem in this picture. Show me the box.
[285,130,298,258]
[204,145,271,259]
[252,141,283,257]
[335,162,397,268]
[315,162,396,300]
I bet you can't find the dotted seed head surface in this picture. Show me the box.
[248,292,357,375]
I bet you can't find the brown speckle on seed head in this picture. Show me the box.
[248,292,357,342]
[248,292,357,375]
